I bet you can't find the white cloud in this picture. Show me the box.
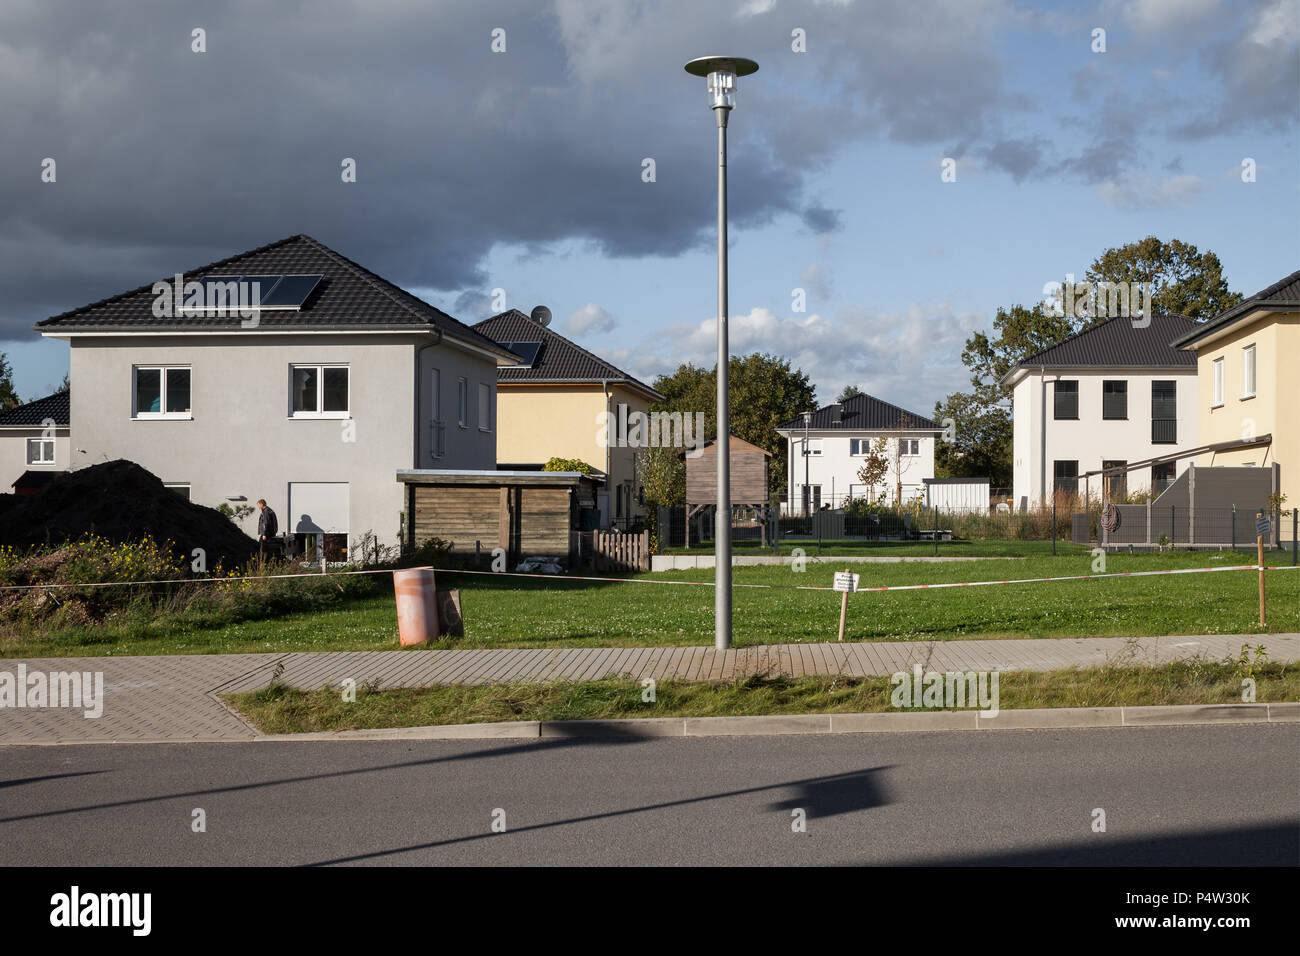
[1096,173,1207,209]
[1115,0,1221,33]
[566,302,616,335]
[625,302,980,417]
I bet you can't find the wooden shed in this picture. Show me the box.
[397,469,602,567]
[683,435,772,548]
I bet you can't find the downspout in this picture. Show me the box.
[414,328,444,467]
[602,378,611,527]
[1039,365,1046,508]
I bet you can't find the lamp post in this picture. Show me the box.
[685,55,758,651]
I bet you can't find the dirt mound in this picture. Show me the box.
[0,460,258,569]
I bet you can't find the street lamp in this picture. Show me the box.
[684,55,758,651]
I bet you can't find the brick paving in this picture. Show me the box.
[1,633,1294,743]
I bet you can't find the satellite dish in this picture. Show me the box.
[530,305,552,327]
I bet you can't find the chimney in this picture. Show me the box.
[831,402,843,424]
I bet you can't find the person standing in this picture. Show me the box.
[256,498,279,556]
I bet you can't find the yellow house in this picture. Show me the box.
[473,310,665,529]
[1173,268,1299,524]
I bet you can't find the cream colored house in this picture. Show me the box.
[473,310,664,529]
[1173,268,1299,514]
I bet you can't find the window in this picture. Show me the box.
[1151,380,1176,444]
[850,438,868,456]
[1212,357,1224,407]
[1101,460,1126,502]
[478,382,491,432]
[1152,462,1175,496]
[26,438,55,465]
[1242,344,1256,398]
[429,368,444,459]
[290,364,348,417]
[899,438,919,455]
[1053,380,1078,419]
[457,377,468,427]
[163,483,191,500]
[133,366,191,418]
[1053,460,1078,496]
[805,439,823,456]
[1102,380,1127,420]
[800,484,822,514]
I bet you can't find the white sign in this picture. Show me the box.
[834,572,859,593]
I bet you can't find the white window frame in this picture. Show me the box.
[133,365,192,420]
[289,364,350,419]
[807,438,823,456]
[26,437,56,465]
[900,438,920,456]
[478,382,492,433]
[1242,344,1256,399]
[163,482,191,499]
[1212,357,1224,408]
[457,377,468,428]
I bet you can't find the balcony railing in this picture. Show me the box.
[1152,418,1177,444]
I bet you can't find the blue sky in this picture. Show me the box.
[3,0,1296,415]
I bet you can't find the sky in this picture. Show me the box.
[1,0,1297,416]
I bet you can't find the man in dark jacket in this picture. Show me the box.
[256,499,279,555]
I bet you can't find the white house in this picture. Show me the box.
[0,390,70,493]
[35,234,522,558]
[776,393,944,513]
[1005,313,1200,508]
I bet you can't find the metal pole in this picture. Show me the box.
[715,109,732,651]
[1052,495,1057,556]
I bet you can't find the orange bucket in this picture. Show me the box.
[393,567,440,646]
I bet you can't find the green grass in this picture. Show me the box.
[661,539,1089,557]
[225,659,1299,734]
[6,548,1297,658]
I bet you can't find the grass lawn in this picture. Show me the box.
[8,548,1297,657]
[225,659,1299,733]
[661,539,1092,557]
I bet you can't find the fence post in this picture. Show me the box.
[1293,508,1298,566]
[1231,505,1236,552]
[933,505,939,556]
[1170,504,1175,546]
[1051,496,1056,556]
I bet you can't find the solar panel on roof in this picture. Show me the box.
[240,276,284,302]
[503,342,542,367]
[258,274,322,307]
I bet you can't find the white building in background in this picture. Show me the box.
[776,393,944,513]
[1005,313,1200,508]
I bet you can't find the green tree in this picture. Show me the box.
[652,353,816,503]
[0,353,21,411]
[1085,237,1242,321]
[836,384,863,402]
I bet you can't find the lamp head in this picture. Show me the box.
[684,56,758,110]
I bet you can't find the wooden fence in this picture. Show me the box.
[591,529,650,572]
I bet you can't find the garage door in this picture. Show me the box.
[288,482,350,535]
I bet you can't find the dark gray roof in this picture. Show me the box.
[35,235,515,357]
[778,393,940,432]
[1172,268,1300,348]
[0,390,69,427]
[472,310,665,401]
[12,470,65,490]
[1014,313,1198,372]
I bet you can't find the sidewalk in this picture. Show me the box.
[2,633,1295,744]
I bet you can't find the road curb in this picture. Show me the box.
[247,700,1292,742]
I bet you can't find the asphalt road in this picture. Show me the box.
[2,724,1297,866]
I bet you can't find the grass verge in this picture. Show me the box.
[225,658,1297,734]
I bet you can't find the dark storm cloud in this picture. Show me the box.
[0,0,1038,338]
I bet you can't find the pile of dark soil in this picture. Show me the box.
[0,459,258,569]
